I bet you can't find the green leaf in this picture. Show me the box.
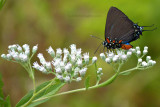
[0,0,6,9]
[0,73,11,107]
[16,79,65,107]
[85,76,90,90]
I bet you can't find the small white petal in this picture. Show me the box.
[56,67,62,74]
[127,51,132,56]
[33,62,41,70]
[79,68,87,77]
[83,53,89,64]
[112,56,118,62]
[57,75,63,81]
[77,59,82,66]
[63,48,69,55]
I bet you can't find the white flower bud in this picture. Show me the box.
[136,50,141,56]
[112,56,118,62]
[127,51,132,56]
[33,62,41,70]
[83,53,89,64]
[70,44,76,54]
[136,46,140,51]
[100,53,106,61]
[39,66,47,73]
[146,56,151,62]
[16,45,23,52]
[121,55,127,61]
[77,59,82,66]
[97,68,102,74]
[79,68,87,77]
[144,46,148,51]
[56,67,62,74]
[45,62,52,70]
[76,77,82,82]
[19,53,28,62]
[1,54,7,59]
[76,49,82,57]
[105,58,111,64]
[142,61,148,67]
[32,44,38,54]
[64,76,71,83]
[65,63,72,72]
[56,48,62,58]
[143,50,148,55]
[57,75,63,81]
[6,54,12,60]
[47,46,55,58]
[131,49,136,53]
[138,58,142,63]
[92,56,97,64]
[63,48,69,56]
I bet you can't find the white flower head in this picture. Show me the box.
[143,49,148,55]
[23,44,30,56]
[56,67,62,74]
[33,62,41,70]
[32,44,38,54]
[1,54,7,59]
[64,76,71,83]
[37,53,46,65]
[70,44,76,54]
[105,58,111,64]
[16,44,23,52]
[19,53,28,62]
[146,56,151,62]
[79,68,87,77]
[56,48,62,58]
[47,46,55,58]
[136,50,141,56]
[77,58,82,66]
[138,58,142,63]
[136,46,140,51]
[100,53,106,61]
[142,61,148,67]
[56,75,63,81]
[83,53,89,64]
[63,48,69,56]
[92,56,97,64]
[76,77,82,82]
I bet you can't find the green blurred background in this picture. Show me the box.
[0,0,160,107]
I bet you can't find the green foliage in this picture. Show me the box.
[16,79,65,107]
[84,76,90,90]
[0,73,11,107]
[0,0,6,9]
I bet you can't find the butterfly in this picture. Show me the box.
[91,6,156,53]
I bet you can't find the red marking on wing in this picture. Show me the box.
[121,44,133,50]
[119,40,122,43]
[113,40,115,43]
[106,38,110,43]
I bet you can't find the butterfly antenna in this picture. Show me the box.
[94,42,102,54]
[142,27,157,31]
[142,24,154,27]
[90,35,104,41]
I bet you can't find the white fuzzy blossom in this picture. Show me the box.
[100,46,156,69]
[1,44,37,63]
[33,44,95,83]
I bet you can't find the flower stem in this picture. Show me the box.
[32,64,123,103]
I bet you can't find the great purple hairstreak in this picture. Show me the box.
[91,6,156,53]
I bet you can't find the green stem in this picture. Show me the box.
[21,79,55,107]
[32,64,123,103]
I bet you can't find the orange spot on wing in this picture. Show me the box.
[113,40,115,43]
[121,44,133,50]
[106,38,110,43]
[119,40,122,43]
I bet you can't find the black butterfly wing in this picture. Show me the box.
[105,7,135,43]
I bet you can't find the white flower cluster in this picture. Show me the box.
[33,44,97,83]
[1,44,38,63]
[100,46,156,68]
[100,49,132,64]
